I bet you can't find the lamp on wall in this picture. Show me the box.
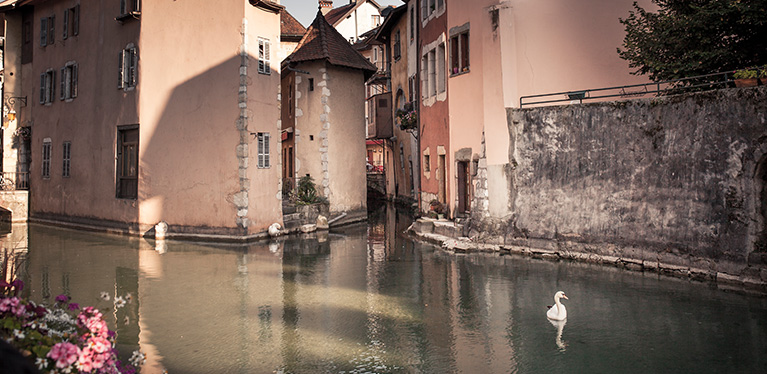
[3,95,27,128]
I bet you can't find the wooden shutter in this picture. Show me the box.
[130,47,138,87]
[60,67,66,100]
[264,41,271,74]
[72,64,78,98]
[48,15,55,44]
[40,73,46,104]
[73,5,80,36]
[40,18,47,46]
[50,70,56,103]
[63,9,68,39]
[118,50,125,88]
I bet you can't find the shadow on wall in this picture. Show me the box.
[140,54,279,236]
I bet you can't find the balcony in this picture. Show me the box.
[366,91,393,140]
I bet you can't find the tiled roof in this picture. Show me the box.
[325,2,356,25]
[325,0,382,26]
[280,9,306,38]
[285,10,377,80]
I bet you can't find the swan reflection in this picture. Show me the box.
[549,318,567,351]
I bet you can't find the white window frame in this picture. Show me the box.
[421,36,447,106]
[258,37,271,75]
[119,44,138,90]
[42,139,52,179]
[257,132,271,168]
[60,61,78,101]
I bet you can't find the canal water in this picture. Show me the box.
[3,204,767,373]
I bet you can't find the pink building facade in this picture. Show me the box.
[1,0,285,240]
[420,0,655,219]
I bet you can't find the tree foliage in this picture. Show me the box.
[618,0,767,82]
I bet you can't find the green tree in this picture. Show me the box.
[618,0,767,82]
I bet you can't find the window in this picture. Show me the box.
[424,154,430,172]
[116,127,139,199]
[118,45,138,89]
[62,141,71,177]
[410,6,415,41]
[420,54,428,99]
[308,78,314,92]
[120,0,141,16]
[394,31,401,61]
[422,0,445,21]
[258,38,271,75]
[40,15,55,46]
[437,43,446,93]
[450,29,470,75]
[257,133,271,168]
[428,49,436,96]
[372,15,380,27]
[42,140,52,179]
[40,69,56,104]
[421,39,446,101]
[22,9,33,63]
[63,4,80,39]
[60,62,78,101]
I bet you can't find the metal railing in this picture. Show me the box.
[0,172,29,191]
[519,68,763,108]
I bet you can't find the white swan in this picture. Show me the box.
[546,291,568,321]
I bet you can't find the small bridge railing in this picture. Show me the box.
[519,68,764,108]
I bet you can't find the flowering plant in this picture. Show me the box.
[396,102,417,131]
[1,280,144,374]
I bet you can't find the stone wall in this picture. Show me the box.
[0,191,29,223]
[471,87,767,275]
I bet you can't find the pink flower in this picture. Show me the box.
[86,318,109,337]
[47,342,81,369]
[88,336,111,354]
[0,296,18,312]
[77,354,94,372]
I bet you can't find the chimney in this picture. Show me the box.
[319,0,333,15]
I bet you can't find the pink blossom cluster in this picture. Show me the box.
[48,342,82,369]
[1,285,142,374]
[0,296,27,317]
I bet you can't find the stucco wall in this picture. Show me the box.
[292,61,367,216]
[473,87,767,274]
[25,0,140,226]
[333,1,381,42]
[326,65,367,215]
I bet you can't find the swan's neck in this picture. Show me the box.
[554,297,562,307]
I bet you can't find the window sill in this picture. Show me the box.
[450,69,470,78]
[115,12,141,23]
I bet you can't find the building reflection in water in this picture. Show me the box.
[8,205,762,373]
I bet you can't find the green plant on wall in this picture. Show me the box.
[295,175,327,205]
[733,67,767,79]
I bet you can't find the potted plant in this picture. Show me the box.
[396,102,417,131]
[733,67,766,87]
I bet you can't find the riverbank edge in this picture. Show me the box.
[28,210,368,244]
[408,218,767,296]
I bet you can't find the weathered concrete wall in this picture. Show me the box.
[473,87,767,275]
[0,191,29,223]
